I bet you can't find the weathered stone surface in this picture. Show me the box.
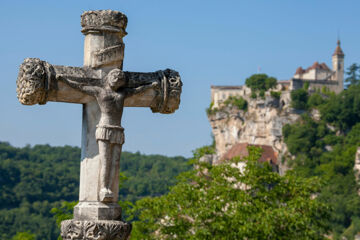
[16,59,182,113]
[74,202,121,221]
[81,10,128,35]
[61,219,131,240]
[16,9,182,239]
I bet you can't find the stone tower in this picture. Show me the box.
[332,40,345,92]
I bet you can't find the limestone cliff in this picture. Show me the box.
[207,86,301,173]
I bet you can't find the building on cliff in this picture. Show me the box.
[292,40,345,94]
[211,40,345,108]
[207,41,344,174]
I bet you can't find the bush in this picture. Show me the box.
[251,92,257,99]
[303,81,310,90]
[223,96,248,111]
[259,89,265,99]
[270,91,281,99]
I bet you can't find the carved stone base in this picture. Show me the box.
[61,219,131,240]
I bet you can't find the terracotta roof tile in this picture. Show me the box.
[295,67,305,75]
[221,143,278,165]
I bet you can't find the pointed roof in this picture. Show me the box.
[295,67,305,75]
[295,62,331,75]
[333,40,344,57]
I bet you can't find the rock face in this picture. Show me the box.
[208,86,300,173]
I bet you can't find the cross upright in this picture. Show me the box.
[16,10,182,240]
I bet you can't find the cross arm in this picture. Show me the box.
[16,58,182,113]
[16,58,100,104]
[123,69,182,113]
[56,75,101,96]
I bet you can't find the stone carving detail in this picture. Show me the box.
[93,45,125,68]
[16,59,182,113]
[150,69,182,114]
[16,58,55,105]
[61,220,131,240]
[124,69,182,113]
[16,9,182,239]
[81,10,128,35]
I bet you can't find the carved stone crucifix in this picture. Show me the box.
[16,10,182,240]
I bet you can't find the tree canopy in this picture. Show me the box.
[345,63,360,87]
[0,142,189,240]
[245,74,277,94]
[127,146,330,240]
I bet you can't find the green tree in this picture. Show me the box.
[245,74,277,92]
[129,147,330,239]
[345,63,360,87]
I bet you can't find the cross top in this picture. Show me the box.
[81,10,128,35]
[16,10,182,240]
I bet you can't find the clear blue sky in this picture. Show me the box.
[1,0,360,157]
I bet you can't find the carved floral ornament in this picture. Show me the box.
[61,220,132,240]
[16,58,54,105]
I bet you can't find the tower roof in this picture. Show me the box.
[333,40,344,57]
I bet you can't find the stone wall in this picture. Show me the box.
[291,78,342,94]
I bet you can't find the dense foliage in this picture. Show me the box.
[290,88,309,110]
[283,85,360,239]
[127,146,330,239]
[0,142,189,240]
[0,143,80,240]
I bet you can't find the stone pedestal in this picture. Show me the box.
[61,220,131,240]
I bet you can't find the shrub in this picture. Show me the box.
[303,81,310,90]
[259,89,265,99]
[270,91,281,99]
[223,96,248,111]
[206,102,219,115]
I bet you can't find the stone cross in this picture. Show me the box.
[16,10,182,240]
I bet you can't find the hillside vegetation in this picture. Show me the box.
[285,85,360,239]
[128,146,330,239]
[0,142,189,240]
